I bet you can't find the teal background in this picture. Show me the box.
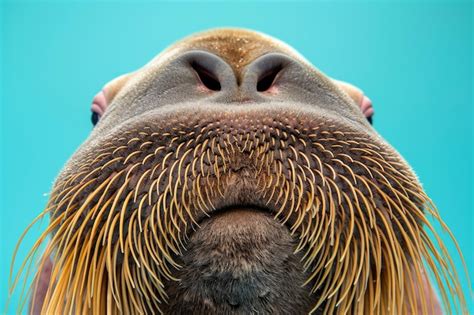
[1,0,472,313]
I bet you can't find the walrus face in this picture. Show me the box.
[14,29,466,314]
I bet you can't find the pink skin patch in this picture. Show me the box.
[91,89,108,118]
[360,95,374,118]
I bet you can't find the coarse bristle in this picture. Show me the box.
[9,117,468,314]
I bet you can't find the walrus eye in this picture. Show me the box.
[91,111,99,126]
[361,95,374,125]
[90,89,108,127]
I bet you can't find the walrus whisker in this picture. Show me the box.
[10,115,469,314]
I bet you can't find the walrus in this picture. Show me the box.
[9,28,467,314]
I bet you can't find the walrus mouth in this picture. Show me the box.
[10,105,466,314]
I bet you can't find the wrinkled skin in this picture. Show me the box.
[23,29,463,315]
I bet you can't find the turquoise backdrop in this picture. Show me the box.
[1,0,472,313]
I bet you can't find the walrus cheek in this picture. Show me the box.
[163,208,314,314]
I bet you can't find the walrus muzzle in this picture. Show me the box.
[9,29,467,315]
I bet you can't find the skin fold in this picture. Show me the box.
[9,28,466,315]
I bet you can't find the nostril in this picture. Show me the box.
[180,50,235,93]
[245,53,292,94]
[191,61,221,91]
[257,64,283,92]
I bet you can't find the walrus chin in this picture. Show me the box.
[9,28,467,315]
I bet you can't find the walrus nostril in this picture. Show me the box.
[191,61,221,91]
[181,50,234,92]
[256,64,282,92]
[243,53,293,95]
